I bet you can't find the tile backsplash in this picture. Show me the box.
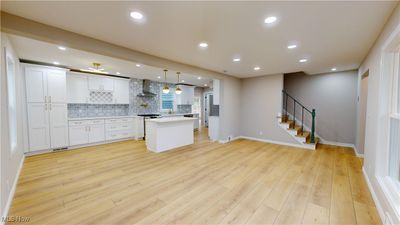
[68,104,129,118]
[68,78,192,118]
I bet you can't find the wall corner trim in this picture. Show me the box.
[1,155,25,225]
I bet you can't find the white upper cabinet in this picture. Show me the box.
[25,67,47,103]
[67,73,89,103]
[176,85,195,105]
[113,78,130,104]
[25,66,67,103]
[88,76,114,92]
[47,69,67,103]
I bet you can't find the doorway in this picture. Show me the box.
[358,70,369,155]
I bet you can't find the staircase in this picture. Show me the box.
[278,90,319,150]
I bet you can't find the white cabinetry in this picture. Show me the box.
[88,75,114,91]
[105,118,134,141]
[113,78,130,104]
[67,73,89,103]
[25,66,68,151]
[176,85,195,105]
[68,120,105,146]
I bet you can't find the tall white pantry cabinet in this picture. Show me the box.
[25,65,68,151]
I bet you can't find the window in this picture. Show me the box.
[5,50,17,152]
[161,88,175,111]
[389,50,400,184]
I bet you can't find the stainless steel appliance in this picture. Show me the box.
[137,114,161,139]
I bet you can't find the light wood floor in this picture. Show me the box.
[8,129,380,225]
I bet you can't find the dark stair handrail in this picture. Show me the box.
[282,90,316,143]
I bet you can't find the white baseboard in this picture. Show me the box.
[362,167,385,225]
[318,140,364,158]
[218,136,241,144]
[237,136,315,150]
[1,155,25,225]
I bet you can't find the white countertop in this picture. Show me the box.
[68,115,141,121]
[147,117,197,123]
[160,113,199,117]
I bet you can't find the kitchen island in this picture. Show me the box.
[145,117,197,153]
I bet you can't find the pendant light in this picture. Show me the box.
[175,72,182,95]
[162,69,170,94]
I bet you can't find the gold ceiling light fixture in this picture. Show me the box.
[80,62,109,74]
[162,69,170,94]
[175,72,182,95]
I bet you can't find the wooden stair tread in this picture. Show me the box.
[304,137,319,144]
[287,125,301,131]
[296,131,310,138]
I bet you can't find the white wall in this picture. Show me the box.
[0,33,26,220]
[240,74,297,144]
[357,3,400,224]
[219,77,241,142]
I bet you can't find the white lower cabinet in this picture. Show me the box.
[105,118,134,141]
[68,120,105,146]
[68,117,142,146]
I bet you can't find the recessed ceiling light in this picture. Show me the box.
[204,84,208,87]
[197,76,202,80]
[287,44,297,49]
[233,58,241,62]
[199,42,208,48]
[136,64,141,67]
[53,61,60,65]
[254,66,261,71]
[331,67,337,71]
[157,76,161,79]
[57,46,66,51]
[130,11,143,20]
[264,16,277,24]
[299,59,308,63]
[116,72,121,75]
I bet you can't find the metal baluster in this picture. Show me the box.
[310,109,316,143]
[301,107,304,135]
[293,100,296,124]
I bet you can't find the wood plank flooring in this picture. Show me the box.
[7,129,380,225]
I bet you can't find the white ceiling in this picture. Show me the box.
[2,1,397,77]
[9,34,213,87]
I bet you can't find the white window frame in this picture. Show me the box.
[375,24,400,219]
[160,87,176,113]
[4,46,18,153]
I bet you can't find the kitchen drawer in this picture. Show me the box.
[105,123,133,131]
[105,117,133,124]
[69,120,91,126]
[106,130,133,141]
[87,119,104,125]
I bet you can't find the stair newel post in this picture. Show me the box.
[310,109,316,143]
[301,107,304,135]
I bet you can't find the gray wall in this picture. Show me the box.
[219,77,242,141]
[284,70,358,144]
[1,33,26,218]
[240,74,296,144]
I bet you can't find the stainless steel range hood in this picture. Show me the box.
[137,79,156,97]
